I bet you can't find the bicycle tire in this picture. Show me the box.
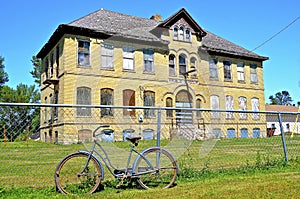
[135,148,178,189]
[55,152,103,194]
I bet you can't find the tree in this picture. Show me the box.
[0,84,40,141]
[30,55,42,86]
[269,91,293,105]
[0,56,9,87]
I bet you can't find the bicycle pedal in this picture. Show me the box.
[114,169,125,175]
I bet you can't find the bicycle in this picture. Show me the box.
[54,125,179,194]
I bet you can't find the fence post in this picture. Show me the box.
[278,112,288,162]
[156,108,162,148]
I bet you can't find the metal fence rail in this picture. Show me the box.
[0,103,299,188]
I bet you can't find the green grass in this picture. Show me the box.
[0,137,300,198]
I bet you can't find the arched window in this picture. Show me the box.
[169,54,176,76]
[179,54,187,75]
[178,26,184,40]
[196,99,201,118]
[101,88,114,117]
[144,91,155,118]
[166,97,173,118]
[77,87,91,117]
[185,28,191,41]
[143,129,154,140]
[227,128,235,138]
[210,95,220,118]
[190,57,197,77]
[123,89,135,116]
[173,26,178,40]
[253,128,260,138]
[240,128,248,138]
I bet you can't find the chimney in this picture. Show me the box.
[150,14,162,21]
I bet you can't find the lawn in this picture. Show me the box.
[0,137,299,198]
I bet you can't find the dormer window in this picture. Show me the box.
[185,29,191,42]
[173,25,191,42]
[173,27,178,40]
[178,26,184,40]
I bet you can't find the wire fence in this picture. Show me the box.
[0,103,299,189]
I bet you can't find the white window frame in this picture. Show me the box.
[123,46,134,70]
[101,43,114,69]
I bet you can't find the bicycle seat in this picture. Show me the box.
[126,137,141,146]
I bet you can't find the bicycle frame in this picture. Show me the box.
[79,139,156,179]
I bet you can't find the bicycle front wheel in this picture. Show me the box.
[55,152,103,194]
[135,148,178,189]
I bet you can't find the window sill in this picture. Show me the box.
[143,71,155,75]
[77,65,91,68]
[224,79,233,82]
[238,80,246,84]
[209,77,219,81]
[122,69,135,73]
[100,67,114,71]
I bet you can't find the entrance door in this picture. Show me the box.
[175,90,193,125]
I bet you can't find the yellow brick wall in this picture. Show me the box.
[40,30,267,143]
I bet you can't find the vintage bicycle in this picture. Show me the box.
[54,125,179,194]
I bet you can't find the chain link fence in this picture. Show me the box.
[0,103,299,188]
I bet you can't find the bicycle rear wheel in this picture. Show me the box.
[135,148,178,189]
[55,152,103,194]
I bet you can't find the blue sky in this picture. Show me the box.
[0,0,299,104]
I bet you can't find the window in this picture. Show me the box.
[178,26,184,40]
[173,26,178,40]
[44,58,49,78]
[286,123,290,131]
[225,95,234,119]
[227,128,235,138]
[123,89,135,116]
[253,128,260,138]
[196,99,202,118]
[179,54,187,75]
[212,128,222,139]
[185,29,191,42]
[223,60,232,80]
[240,128,248,138]
[251,98,259,119]
[54,91,58,118]
[78,40,90,66]
[237,62,245,82]
[144,91,155,118]
[123,46,134,70]
[100,88,113,117]
[76,87,91,117]
[49,94,53,121]
[209,58,218,78]
[169,54,176,76]
[101,129,114,142]
[56,46,59,77]
[190,57,197,77]
[210,95,220,118]
[44,97,48,123]
[143,129,154,140]
[250,64,258,83]
[143,49,154,72]
[166,97,173,118]
[238,96,247,119]
[101,43,114,69]
[123,129,135,141]
[50,53,54,77]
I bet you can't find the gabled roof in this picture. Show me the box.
[157,8,207,38]
[37,8,268,61]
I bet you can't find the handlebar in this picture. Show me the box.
[93,125,111,137]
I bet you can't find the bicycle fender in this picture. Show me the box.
[131,147,178,174]
[78,150,105,180]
